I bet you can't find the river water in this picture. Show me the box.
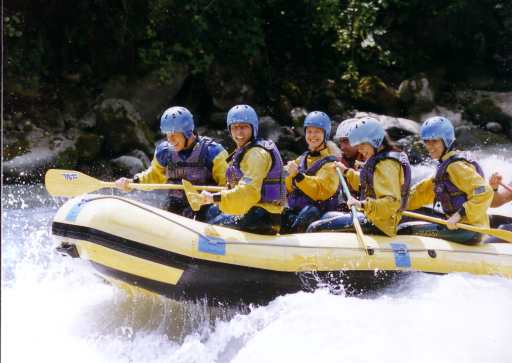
[2,146,512,363]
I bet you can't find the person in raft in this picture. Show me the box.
[306,117,412,237]
[280,111,342,234]
[334,118,365,210]
[115,106,228,222]
[405,116,493,245]
[197,104,286,235]
[483,172,512,243]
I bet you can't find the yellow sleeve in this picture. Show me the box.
[447,162,493,227]
[134,154,168,184]
[219,148,272,215]
[364,159,403,220]
[344,168,361,191]
[211,150,229,186]
[407,174,436,210]
[296,161,339,201]
[285,157,301,193]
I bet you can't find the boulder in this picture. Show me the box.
[95,99,154,156]
[3,133,76,183]
[204,60,255,110]
[467,91,512,138]
[258,116,281,143]
[398,73,443,105]
[75,134,103,160]
[63,102,96,130]
[282,83,305,106]
[357,76,401,116]
[290,107,308,128]
[454,125,511,149]
[111,156,145,175]
[355,112,421,139]
[279,95,293,122]
[209,112,229,129]
[102,63,190,126]
[328,99,345,116]
[446,58,495,90]
[127,149,152,169]
[395,135,429,164]
[43,108,66,132]
[419,106,466,127]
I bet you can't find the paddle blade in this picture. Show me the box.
[45,169,104,196]
[182,179,205,211]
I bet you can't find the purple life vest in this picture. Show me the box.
[226,139,286,206]
[360,151,411,212]
[432,151,485,214]
[166,137,213,200]
[287,151,341,214]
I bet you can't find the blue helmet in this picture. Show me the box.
[160,107,194,139]
[421,116,455,148]
[303,111,331,144]
[227,105,258,138]
[348,117,385,148]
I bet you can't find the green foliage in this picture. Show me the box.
[4,10,22,37]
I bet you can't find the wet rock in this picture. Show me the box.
[419,106,466,127]
[290,107,308,128]
[127,149,151,169]
[258,116,281,143]
[3,133,76,183]
[395,135,429,164]
[467,91,512,138]
[446,58,495,90]
[79,63,94,77]
[486,122,503,133]
[102,75,128,99]
[62,71,82,83]
[75,134,103,160]
[454,125,510,149]
[111,156,145,175]
[355,112,421,139]
[63,102,97,130]
[204,60,255,110]
[357,76,400,116]
[65,128,86,141]
[280,149,300,163]
[313,90,336,109]
[320,79,336,91]
[95,99,154,156]
[276,134,306,156]
[209,112,229,129]
[43,108,66,132]
[398,73,442,105]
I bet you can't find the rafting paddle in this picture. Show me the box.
[498,180,512,194]
[402,211,512,243]
[45,169,226,197]
[336,168,370,254]
[182,179,206,211]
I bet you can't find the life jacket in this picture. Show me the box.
[340,153,364,199]
[226,139,286,206]
[165,136,214,200]
[432,151,485,214]
[287,151,341,214]
[360,151,411,212]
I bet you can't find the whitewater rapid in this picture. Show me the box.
[2,148,512,363]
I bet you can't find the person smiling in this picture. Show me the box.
[406,116,493,245]
[115,106,228,221]
[281,112,342,234]
[307,117,411,237]
[199,105,286,235]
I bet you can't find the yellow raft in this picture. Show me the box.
[52,194,512,305]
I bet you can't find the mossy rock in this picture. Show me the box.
[475,98,502,115]
[282,83,305,106]
[3,140,31,162]
[57,147,79,169]
[357,76,400,116]
[75,134,103,160]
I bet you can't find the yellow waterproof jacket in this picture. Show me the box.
[407,150,493,228]
[135,140,228,186]
[285,148,339,201]
[218,146,284,215]
[344,158,405,237]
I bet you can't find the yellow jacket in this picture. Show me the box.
[407,150,493,228]
[135,140,228,186]
[285,148,339,201]
[345,158,405,237]
[218,146,284,215]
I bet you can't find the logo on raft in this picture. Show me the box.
[61,173,78,180]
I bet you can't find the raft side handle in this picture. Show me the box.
[428,250,437,258]
[56,243,80,258]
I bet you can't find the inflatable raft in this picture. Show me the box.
[52,195,512,305]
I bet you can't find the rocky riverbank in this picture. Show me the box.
[4,62,512,184]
